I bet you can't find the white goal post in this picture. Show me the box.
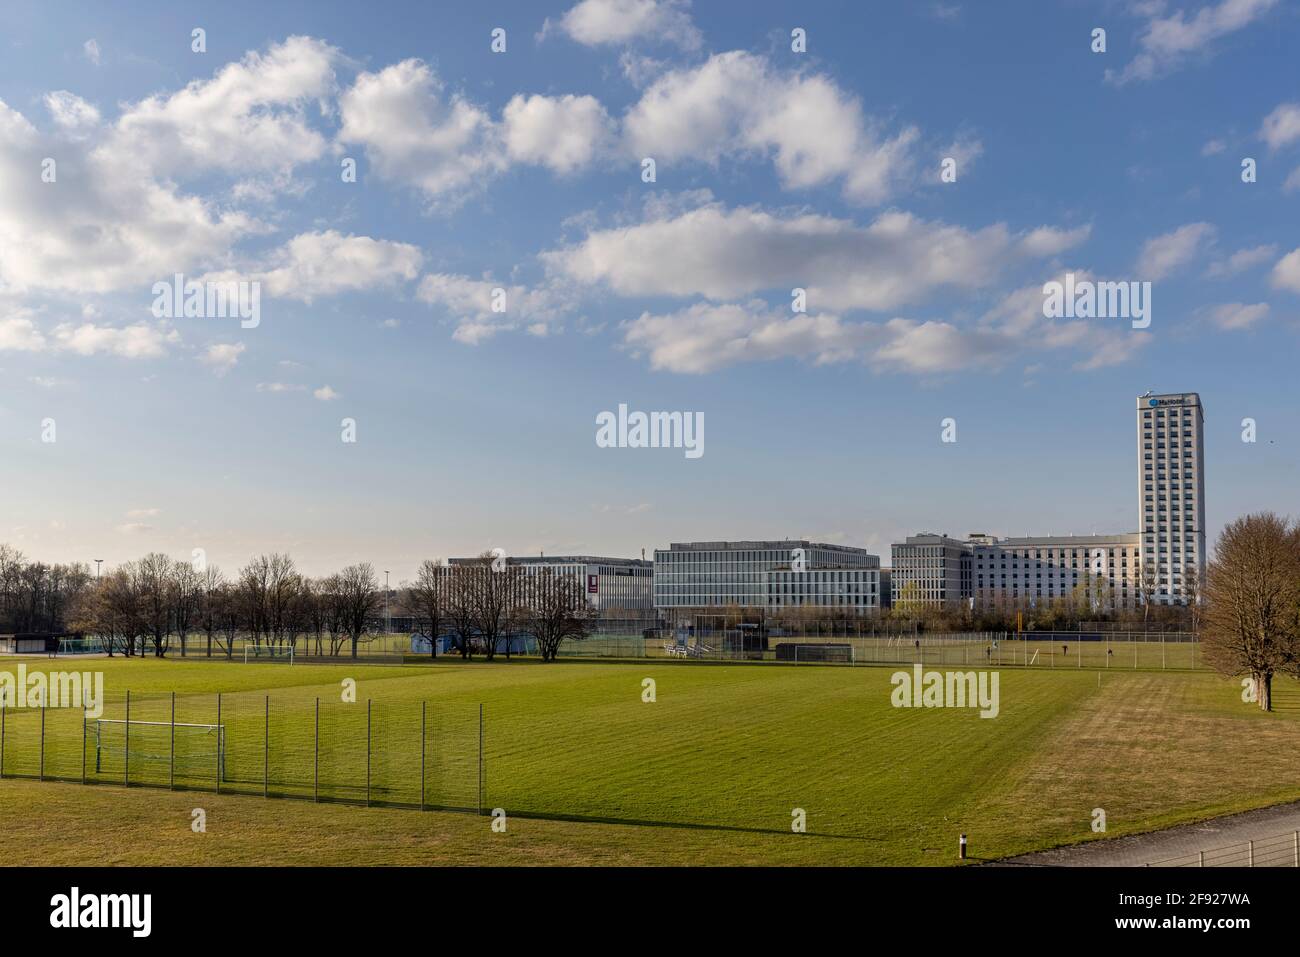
[92,718,226,779]
[244,644,294,664]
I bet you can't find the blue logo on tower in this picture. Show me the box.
[1148,398,1159,407]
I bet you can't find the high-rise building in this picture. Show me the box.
[1136,392,1206,603]
[890,391,1206,609]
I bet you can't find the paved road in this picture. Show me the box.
[991,800,1300,867]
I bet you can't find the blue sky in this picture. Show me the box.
[1,0,1297,580]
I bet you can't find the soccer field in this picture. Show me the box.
[1,656,1298,866]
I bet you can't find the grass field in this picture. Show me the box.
[1,655,1298,865]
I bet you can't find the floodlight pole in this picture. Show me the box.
[384,570,391,636]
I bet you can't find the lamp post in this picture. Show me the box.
[95,559,102,581]
[384,570,390,635]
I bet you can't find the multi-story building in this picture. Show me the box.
[1137,392,1206,603]
[971,533,1142,609]
[889,533,972,609]
[652,540,881,621]
[892,390,1206,609]
[446,555,654,629]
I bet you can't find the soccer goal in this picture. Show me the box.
[243,643,294,664]
[92,719,226,780]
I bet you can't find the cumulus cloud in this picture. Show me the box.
[623,51,919,204]
[200,342,246,375]
[0,313,47,352]
[546,0,702,50]
[1136,222,1215,279]
[418,274,573,344]
[338,59,505,208]
[44,91,100,138]
[0,97,261,296]
[109,35,338,178]
[53,322,178,358]
[1107,0,1279,85]
[1260,102,1300,151]
[545,201,1089,312]
[205,231,423,302]
[83,39,101,66]
[502,94,613,173]
[1271,248,1300,294]
[313,385,340,401]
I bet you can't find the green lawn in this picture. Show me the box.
[1,655,1297,865]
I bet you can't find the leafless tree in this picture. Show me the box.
[518,568,593,661]
[1201,513,1300,712]
[405,559,446,658]
[135,553,174,657]
[170,560,203,657]
[336,563,380,659]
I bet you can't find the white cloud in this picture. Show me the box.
[109,35,338,178]
[1136,222,1215,279]
[313,385,340,401]
[1260,102,1300,151]
[1018,224,1093,258]
[83,39,101,66]
[1271,248,1300,294]
[256,382,307,393]
[0,98,261,296]
[418,274,573,344]
[44,91,100,138]
[1206,243,1277,277]
[502,94,613,173]
[1205,302,1269,329]
[53,322,177,358]
[207,231,423,302]
[623,51,920,204]
[548,0,702,50]
[1107,0,1279,85]
[0,313,47,351]
[338,59,504,208]
[200,342,246,375]
[545,201,1087,312]
[1201,138,1227,155]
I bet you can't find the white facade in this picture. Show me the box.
[1137,393,1206,603]
[972,533,1142,609]
[653,540,881,617]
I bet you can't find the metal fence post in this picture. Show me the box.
[264,695,269,799]
[478,703,485,816]
[1,703,5,778]
[124,689,131,786]
[39,704,45,781]
[420,701,426,812]
[215,693,221,794]
[1248,840,1254,867]
[1294,831,1298,867]
[1199,850,1205,867]
[81,702,87,784]
[170,691,176,790]
[313,697,319,803]
[365,699,372,807]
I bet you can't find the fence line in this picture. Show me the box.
[0,691,484,816]
[1145,829,1300,867]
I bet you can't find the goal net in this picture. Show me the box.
[92,719,226,780]
[244,644,295,664]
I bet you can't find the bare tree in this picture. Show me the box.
[336,563,380,659]
[1183,564,1203,634]
[468,553,519,661]
[196,565,226,658]
[135,553,173,657]
[1137,559,1162,624]
[1201,513,1300,712]
[170,560,203,657]
[405,559,446,658]
[444,565,477,659]
[519,568,593,661]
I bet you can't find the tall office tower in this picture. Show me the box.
[1136,392,1206,604]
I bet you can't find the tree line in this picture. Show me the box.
[1,546,594,662]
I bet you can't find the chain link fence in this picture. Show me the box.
[0,691,483,813]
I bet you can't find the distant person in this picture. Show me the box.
[1063,644,1068,657]
[985,646,991,660]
